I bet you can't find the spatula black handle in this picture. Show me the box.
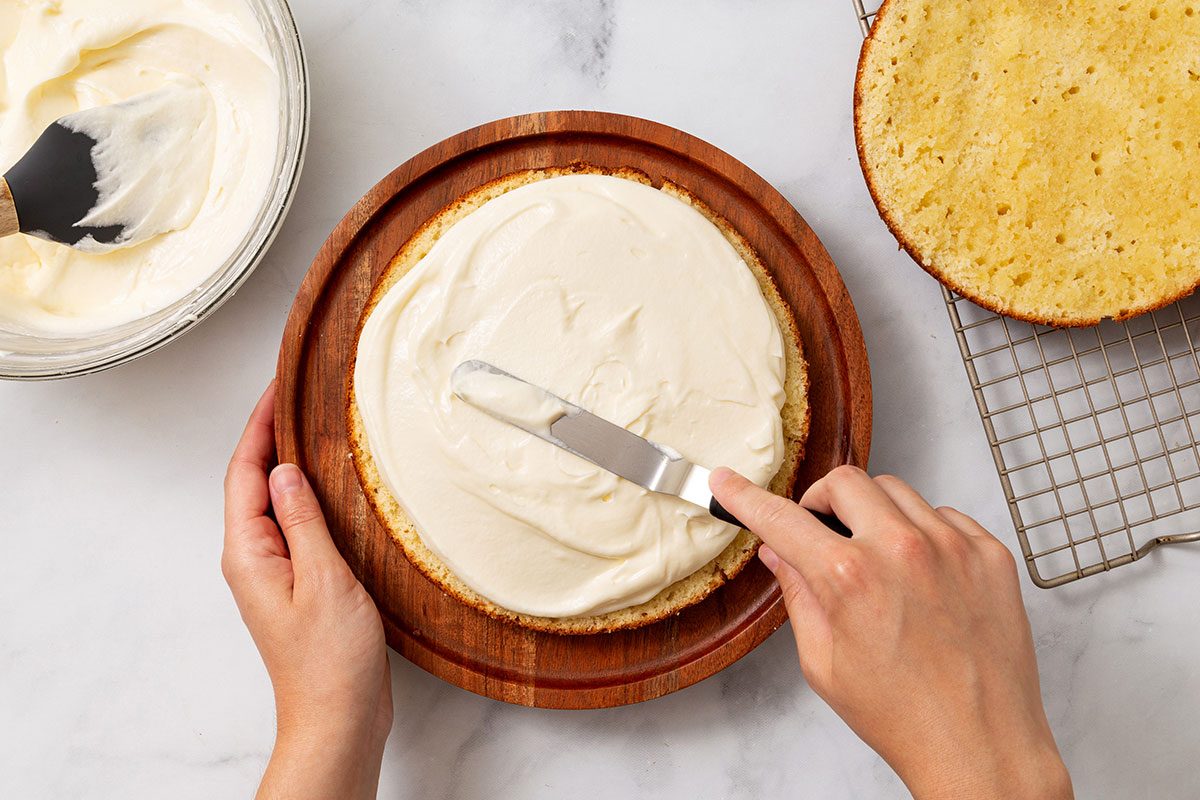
[709,496,853,538]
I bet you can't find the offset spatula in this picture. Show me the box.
[451,360,851,537]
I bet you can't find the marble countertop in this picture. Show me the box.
[2,2,1197,797]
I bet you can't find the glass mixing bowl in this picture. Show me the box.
[0,0,310,380]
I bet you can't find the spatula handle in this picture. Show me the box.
[0,178,18,238]
[709,496,853,538]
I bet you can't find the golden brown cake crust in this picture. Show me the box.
[347,163,809,634]
[854,0,1200,327]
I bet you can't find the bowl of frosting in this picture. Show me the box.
[0,0,308,379]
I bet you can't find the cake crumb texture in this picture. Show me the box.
[855,0,1200,326]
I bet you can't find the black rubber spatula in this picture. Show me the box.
[0,85,206,252]
[0,122,122,249]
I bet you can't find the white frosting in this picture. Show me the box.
[355,175,787,619]
[452,363,570,438]
[0,0,280,336]
[62,81,216,253]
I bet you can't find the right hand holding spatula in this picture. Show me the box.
[711,466,1074,800]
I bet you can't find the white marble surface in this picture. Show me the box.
[2,1,1198,797]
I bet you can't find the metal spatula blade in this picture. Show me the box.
[451,359,851,537]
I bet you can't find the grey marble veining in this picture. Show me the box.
[1,2,1198,798]
[556,0,615,85]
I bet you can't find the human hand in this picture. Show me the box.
[223,383,392,800]
[711,466,1071,800]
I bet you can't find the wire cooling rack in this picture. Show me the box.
[851,0,1200,587]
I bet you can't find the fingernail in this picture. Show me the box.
[758,544,780,572]
[270,463,303,495]
[710,466,734,489]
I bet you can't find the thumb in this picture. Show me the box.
[759,545,833,689]
[268,464,346,574]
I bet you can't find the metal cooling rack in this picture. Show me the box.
[851,0,1200,587]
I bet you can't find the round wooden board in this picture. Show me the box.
[276,111,871,709]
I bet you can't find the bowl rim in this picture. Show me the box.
[0,0,311,381]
